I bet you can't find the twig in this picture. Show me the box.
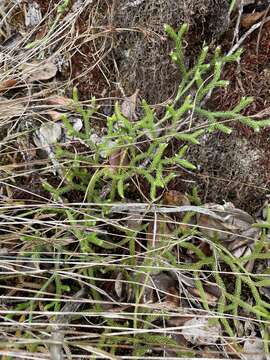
[227,15,270,56]
[110,203,227,221]
[232,0,243,45]
[49,288,87,360]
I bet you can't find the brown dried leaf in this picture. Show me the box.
[152,272,177,294]
[167,314,194,327]
[241,11,265,28]
[164,286,181,308]
[143,272,178,304]
[121,89,139,120]
[163,190,190,206]
[163,191,192,231]
[0,79,18,92]
[200,346,223,359]
[109,149,129,173]
[47,96,73,107]
[35,24,48,41]
[23,60,58,82]
[0,98,26,119]
[126,212,144,231]
[47,110,63,121]
[197,202,261,270]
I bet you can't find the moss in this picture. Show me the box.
[110,0,229,103]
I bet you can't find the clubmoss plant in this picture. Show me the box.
[52,23,270,203]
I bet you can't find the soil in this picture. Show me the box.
[186,130,270,212]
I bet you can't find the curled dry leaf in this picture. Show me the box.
[0,79,18,92]
[151,272,178,296]
[1,32,23,50]
[257,256,270,299]
[114,272,133,302]
[164,286,181,309]
[121,89,139,120]
[34,24,48,41]
[197,202,260,243]
[163,190,191,231]
[167,314,194,327]
[25,1,42,28]
[115,272,124,300]
[163,190,190,206]
[22,60,58,82]
[142,272,178,304]
[177,269,220,306]
[181,316,221,345]
[200,346,223,359]
[47,110,63,122]
[188,286,219,306]
[109,148,129,174]
[125,212,144,232]
[241,10,266,28]
[47,96,74,108]
[34,122,62,149]
[0,98,26,119]
[197,202,260,270]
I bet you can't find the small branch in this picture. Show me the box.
[232,0,243,45]
[110,203,226,221]
[228,15,270,56]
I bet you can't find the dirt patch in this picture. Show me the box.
[67,41,111,100]
[59,1,116,100]
[213,22,270,117]
[186,130,270,212]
